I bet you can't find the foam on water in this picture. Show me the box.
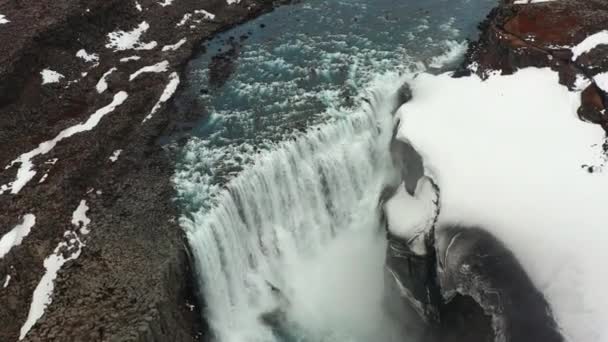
[174,1,496,340]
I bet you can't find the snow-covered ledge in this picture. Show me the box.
[389,67,607,342]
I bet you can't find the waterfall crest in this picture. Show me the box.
[177,73,413,341]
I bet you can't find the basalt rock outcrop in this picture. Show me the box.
[0,0,286,340]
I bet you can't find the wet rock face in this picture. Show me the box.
[436,226,563,342]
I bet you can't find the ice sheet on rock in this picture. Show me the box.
[0,214,36,259]
[142,72,179,122]
[162,38,187,51]
[396,67,608,342]
[96,67,117,93]
[106,21,157,51]
[571,30,608,61]
[0,14,9,24]
[71,200,91,235]
[384,178,437,255]
[40,69,65,84]
[1,92,128,195]
[129,60,169,81]
[76,49,100,63]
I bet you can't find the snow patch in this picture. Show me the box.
[3,275,10,288]
[40,69,65,85]
[571,30,608,61]
[0,14,9,24]
[158,0,174,6]
[162,38,187,52]
[120,56,141,63]
[396,67,608,342]
[176,10,215,27]
[129,60,169,81]
[142,72,180,122]
[96,67,117,93]
[1,92,128,195]
[0,214,36,259]
[109,149,122,162]
[76,49,100,64]
[71,200,91,235]
[135,1,143,11]
[106,21,157,51]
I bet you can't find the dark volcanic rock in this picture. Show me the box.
[0,0,288,341]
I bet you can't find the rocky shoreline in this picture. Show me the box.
[0,0,286,340]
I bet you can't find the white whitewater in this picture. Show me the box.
[179,73,414,342]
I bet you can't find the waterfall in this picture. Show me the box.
[177,73,413,342]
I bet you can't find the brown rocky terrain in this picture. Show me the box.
[0,0,285,340]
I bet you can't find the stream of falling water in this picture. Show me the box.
[179,74,409,342]
[173,0,495,340]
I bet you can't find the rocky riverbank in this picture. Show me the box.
[0,0,285,340]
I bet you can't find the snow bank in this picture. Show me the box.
[0,214,36,259]
[571,30,608,61]
[1,92,128,195]
[40,69,64,85]
[142,72,179,122]
[129,60,169,81]
[106,21,157,51]
[396,67,608,342]
[384,178,437,255]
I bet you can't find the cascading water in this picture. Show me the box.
[179,75,408,341]
[173,0,496,341]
